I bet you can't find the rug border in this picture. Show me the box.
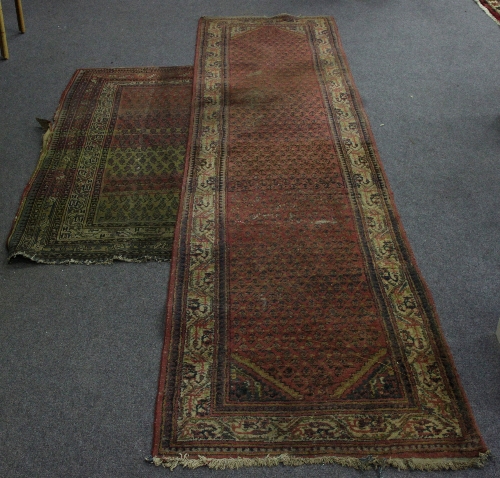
[152,18,206,452]
[325,13,489,463]
[473,0,500,25]
[6,68,81,260]
[151,15,489,470]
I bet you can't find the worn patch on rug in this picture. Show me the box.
[152,16,489,471]
[7,66,193,264]
[473,0,500,25]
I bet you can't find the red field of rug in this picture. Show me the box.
[152,15,489,471]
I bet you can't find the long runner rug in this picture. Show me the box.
[7,67,192,264]
[152,15,489,471]
[474,0,500,25]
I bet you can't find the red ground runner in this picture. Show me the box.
[152,16,488,471]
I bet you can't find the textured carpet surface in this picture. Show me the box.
[0,1,499,477]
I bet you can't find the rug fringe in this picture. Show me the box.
[151,451,491,471]
[37,118,54,156]
[7,251,171,265]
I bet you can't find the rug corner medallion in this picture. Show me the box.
[152,15,489,471]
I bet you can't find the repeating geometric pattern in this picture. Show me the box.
[7,67,192,264]
[153,16,487,469]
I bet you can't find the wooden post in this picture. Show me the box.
[15,0,25,33]
[0,0,9,60]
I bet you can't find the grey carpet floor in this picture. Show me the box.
[0,1,499,477]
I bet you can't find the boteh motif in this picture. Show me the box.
[152,16,488,470]
[7,67,192,264]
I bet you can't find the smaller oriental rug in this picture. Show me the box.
[7,66,192,264]
[473,0,500,25]
[152,15,489,471]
